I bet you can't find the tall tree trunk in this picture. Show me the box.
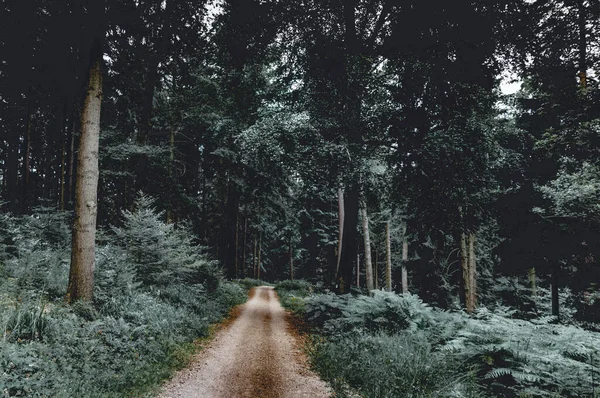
[401,224,409,294]
[60,125,67,211]
[360,204,374,294]
[22,98,32,212]
[578,0,587,88]
[386,221,392,292]
[552,261,560,318]
[528,267,537,295]
[460,232,470,311]
[67,37,103,303]
[468,233,477,310]
[336,187,345,275]
[166,127,175,223]
[338,186,360,293]
[374,247,378,290]
[289,237,294,281]
[257,232,262,280]
[356,253,360,287]
[5,128,19,213]
[242,216,247,278]
[253,234,257,279]
[234,212,239,278]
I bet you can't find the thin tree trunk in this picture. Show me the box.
[578,0,587,88]
[253,234,257,279]
[22,98,32,212]
[242,216,247,278]
[402,223,409,294]
[289,237,294,281]
[166,127,175,223]
[234,212,239,279]
[257,232,262,280]
[67,37,103,302]
[338,186,360,293]
[460,232,471,312]
[336,187,344,275]
[361,204,374,294]
[528,267,537,295]
[356,253,360,287]
[374,247,378,290]
[552,261,560,318]
[468,233,477,310]
[386,221,392,292]
[60,126,67,210]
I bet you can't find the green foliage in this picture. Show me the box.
[0,207,244,397]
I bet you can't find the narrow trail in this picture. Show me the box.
[158,286,331,398]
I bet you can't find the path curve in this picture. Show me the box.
[158,286,331,398]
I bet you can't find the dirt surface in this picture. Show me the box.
[158,286,331,398]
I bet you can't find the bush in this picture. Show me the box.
[0,204,243,397]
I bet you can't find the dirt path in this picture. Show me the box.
[158,286,331,398]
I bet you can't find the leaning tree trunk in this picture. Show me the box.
[360,204,374,294]
[67,38,103,303]
[385,221,392,292]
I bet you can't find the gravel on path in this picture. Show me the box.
[158,286,331,398]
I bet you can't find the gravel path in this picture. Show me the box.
[158,286,331,398]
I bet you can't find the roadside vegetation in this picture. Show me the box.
[276,280,600,398]
[0,198,247,398]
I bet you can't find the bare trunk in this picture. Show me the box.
[578,0,587,88]
[253,234,257,279]
[68,120,76,206]
[468,233,477,310]
[67,38,103,302]
[257,232,262,280]
[356,253,360,287]
[242,216,247,278]
[166,128,175,223]
[552,262,560,318]
[338,186,359,293]
[460,232,470,312]
[528,267,537,295]
[374,248,378,290]
[385,221,392,291]
[234,213,239,279]
[336,187,345,275]
[22,100,32,212]
[289,238,294,281]
[401,224,409,294]
[360,204,374,294]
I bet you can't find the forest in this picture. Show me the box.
[1,0,600,397]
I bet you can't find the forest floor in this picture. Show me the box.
[157,286,331,398]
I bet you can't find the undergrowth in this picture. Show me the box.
[276,282,600,398]
[0,197,247,397]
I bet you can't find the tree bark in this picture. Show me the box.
[468,233,477,310]
[242,216,247,278]
[528,267,537,295]
[401,224,409,294]
[234,212,239,278]
[552,261,560,318]
[67,37,103,303]
[338,186,360,293]
[460,232,470,312]
[336,187,345,275]
[289,237,294,281]
[257,232,262,280]
[356,253,360,287]
[386,221,392,292]
[360,204,374,294]
[253,234,257,279]
[578,0,587,88]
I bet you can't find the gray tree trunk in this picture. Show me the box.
[361,204,374,294]
[386,221,392,291]
[67,39,103,302]
[336,187,344,275]
[401,223,408,294]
